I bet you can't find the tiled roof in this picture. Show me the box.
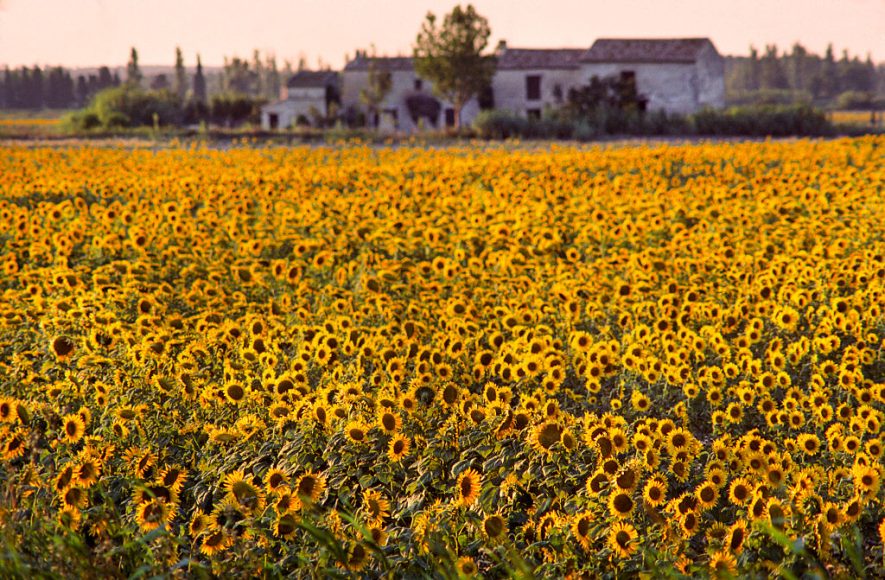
[496,48,585,70]
[286,70,339,88]
[581,38,713,63]
[343,56,415,72]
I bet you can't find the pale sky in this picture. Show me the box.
[0,0,882,69]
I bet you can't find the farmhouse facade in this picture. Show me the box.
[260,70,339,129]
[261,37,725,130]
[339,54,480,132]
[579,38,725,114]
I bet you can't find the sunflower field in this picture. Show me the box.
[0,137,883,578]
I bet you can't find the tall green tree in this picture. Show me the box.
[127,47,142,86]
[174,46,188,101]
[412,4,496,128]
[193,54,207,103]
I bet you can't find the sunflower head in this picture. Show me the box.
[456,468,482,507]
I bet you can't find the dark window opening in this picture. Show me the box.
[478,85,494,110]
[268,113,279,129]
[526,75,541,100]
[526,108,541,121]
[444,108,455,127]
[414,79,423,91]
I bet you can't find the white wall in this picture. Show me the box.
[578,62,703,114]
[342,69,479,131]
[491,69,579,116]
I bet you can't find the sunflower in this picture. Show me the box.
[614,463,640,492]
[2,430,26,461]
[529,420,563,455]
[643,477,667,508]
[680,511,699,538]
[481,513,507,544]
[376,409,402,434]
[362,489,391,526]
[135,498,175,532]
[55,464,76,493]
[189,512,210,536]
[728,477,752,506]
[456,468,482,507]
[344,542,369,571]
[76,458,102,487]
[158,465,188,492]
[200,528,232,556]
[726,520,747,554]
[295,471,326,504]
[57,506,82,531]
[61,485,88,509]
[456,556,478,577]
[571,511,593,551]
[223,382,247,404]
[696,482,719,510]
[223,470,265,514]
[388,434,410,462]
[609,491,634,519]
[853,465,881,496]
[61,414,86,444]
[274,513,299,539]
[264,467,289,492]
[344,421,370,445]
[608,521,638,558]
[709,550,738,577]
[51,335,76,361]
[0,398,14,422]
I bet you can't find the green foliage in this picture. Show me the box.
[209,93,266,128]
[693,104,833,136]
[413,4,496,127]
[62,85,183,130]
[835,91,885,111]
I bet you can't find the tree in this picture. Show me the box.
[760,45,789,90]
[193,54,207,103]
[413,4,496,128]
[174,46,188,101]
[127,47,143,86]
[359,48,392,128]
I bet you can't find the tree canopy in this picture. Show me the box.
[413,4,496,128]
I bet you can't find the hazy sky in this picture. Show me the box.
[1,0,882,69]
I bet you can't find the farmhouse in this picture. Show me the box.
[260,70,339,129]
[578,38,725,114]
[266,37,725,131]
[339,53,480,132]
[491,45,586,120]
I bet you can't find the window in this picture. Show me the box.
[526,109,541,121]
[444,108,455,127]
[526,75,541,100]
[414,79,423,91]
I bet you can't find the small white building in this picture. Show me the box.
[260,70,340,130]
[340,54,480,132]
[578,38,725,114]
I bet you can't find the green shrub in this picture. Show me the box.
[472,110,528,139]
[692,104,833,137]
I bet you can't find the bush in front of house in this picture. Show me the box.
[693,103,833,136]
[472,110,529,139]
